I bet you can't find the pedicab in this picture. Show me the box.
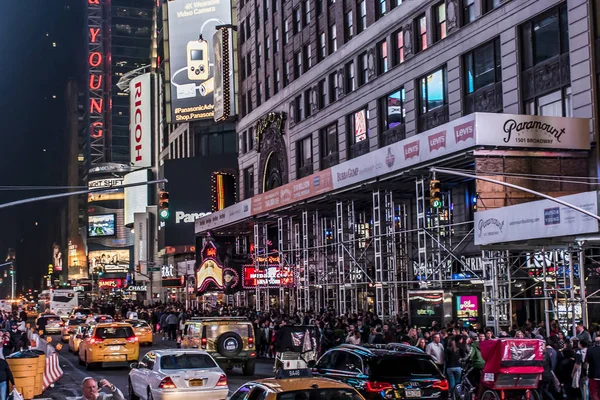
[273,325,319,378]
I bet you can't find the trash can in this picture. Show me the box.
[24,350,45,395]
[7,351,39,400]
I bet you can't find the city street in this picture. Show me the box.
[42,334,273,400]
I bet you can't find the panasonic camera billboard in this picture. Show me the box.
[166,0,233,123]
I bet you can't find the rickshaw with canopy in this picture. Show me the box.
[478,338,545,400]
[273,325,319,378]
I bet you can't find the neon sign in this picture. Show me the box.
[242,266,295,288]
[88,0,106,164]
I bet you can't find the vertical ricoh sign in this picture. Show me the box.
[129,73,153,168]
[88,0,107,165]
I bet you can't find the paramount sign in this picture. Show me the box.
[175,211,211,223]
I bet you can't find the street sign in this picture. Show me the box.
[148,267,161,272]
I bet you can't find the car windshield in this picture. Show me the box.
[276,389,362,400]
[205,324,249,340]
[45,317,60,323]
[73,309,92,316]
[369,356,440,377]
[94,327,133,338]
[68,319,86,326]
[160,353,217,370]
[127,320,149,328]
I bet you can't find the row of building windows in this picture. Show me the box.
[238,0,510,118]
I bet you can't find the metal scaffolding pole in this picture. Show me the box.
[302,210,310,312]
[313,210,322,311]
[373,190,384,319]
[336,201,347,315]
[278,217,285,312]
[294,221,301,311]
[415,178,428,283]
[253,224,260,311]
[385,191,398,319]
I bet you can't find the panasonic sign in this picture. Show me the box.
[175,211,211,224]
[129,73,152,168]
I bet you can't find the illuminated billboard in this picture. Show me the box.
[213,27,236,121]
[89,249,131,274]
[88,214,116,237]
[165,0,233,122]
[67,236,88,280]
[130,73,152,168]
[87,0,107,165]
[456,295,479,323]
[124,169,149,226]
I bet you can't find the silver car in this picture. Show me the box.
[128,349,229,400]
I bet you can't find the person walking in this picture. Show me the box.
[75,377,124,400]
[426,333,445,372]
[586,337,600,400]
[445,337,462,393]
[166,312,178,341]
[0,356,14,400]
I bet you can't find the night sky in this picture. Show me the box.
[0,1,84,294]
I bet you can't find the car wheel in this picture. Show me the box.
[242,359,255,376]
[85,355,93,371]
[78,354,84,366]
[128,380,139,400]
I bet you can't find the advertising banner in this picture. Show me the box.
[133,213,148,276]
[88,214,116,237]
[89,249,131,274]
[99,278,126,289]
[67,236,88,280]
[474,191,599,245]
[408,291,444,328]
[242,266,295,288]
[195,198,251,233]
[166,0,233,122]
[52,244,63,272]
[213,27,235,121]
[124,169,149,226]
[88,178,124,189]
[129,73,152,168]
[456,295,479,322]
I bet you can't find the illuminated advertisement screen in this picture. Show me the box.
[456,295,479,322]
[88,214,116,237]
[408,291,444,328]
[242,266,295,288]
[166,0,233,122]
[88,249,130,274]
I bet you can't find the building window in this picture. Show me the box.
[393,29,404,65]
[483,0,502,14]
[246,56,252,76]
[265,0,269,19]
[304,0,311,25]
[378,40,388,74]
[257,84,262,106]
[273,0,278,13]
[275,69,280,93]
[294,8,302,34]
[284,20,290,44]
[347,108,369,148]
[345,61,356,93]
[521,5,569,70]
[526,87,572,117]
[240,21,246,43]
[245,20,251,39]
[296,136,313,178]
[345,10,353,41]
[434,2,447,42]
[241,130,248,154]
[329,24,337,53]
[241,93,247,116]
[256,43,262,67]
[303,45,312,71]
[464,38,501,93]
[285,61,291,86]
[419,67,447,114]
[275,28,280,52]
[329,72,338,103]
[319,123,338,164]
[295,95,303,122]
[256,6,260,29]
[377,0,386,19]
[359,52,369,86]
[318,79,326,108]
[248,127,254,149]
[415,14,427,53]
[380,87,405,129]
[358,0,367,33]
[317,0,323,15]
[304,89,312,117]
[295,52,302,78]
[247,89,253,113]
[240,56,246,79]
[266,76,271,100]
[463,0,475,25]
[319,32,327,60]
[265,36,270,60]
[243,167,254,199]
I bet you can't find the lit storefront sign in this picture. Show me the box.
[88,0,107,165]
[242,266,294,288]
[99,278,126,289]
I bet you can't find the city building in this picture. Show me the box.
[195,0,600,331]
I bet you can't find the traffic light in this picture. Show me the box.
[158,190,170,220]
[430,179,442,208]
[135,264,141,273]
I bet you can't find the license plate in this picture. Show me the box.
[189,379,203,387]
[109,345,120,351]
[405,389,422,398]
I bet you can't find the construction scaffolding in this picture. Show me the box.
[228,177,599,330]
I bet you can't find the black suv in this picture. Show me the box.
[311,343,449,400]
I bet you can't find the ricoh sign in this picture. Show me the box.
[129,73,153,168]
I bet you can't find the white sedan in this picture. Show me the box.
[128,349,229,400]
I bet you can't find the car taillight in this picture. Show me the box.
[126,336,138,343]
[201,338,207,349]
[364,381,393,392]
[248,337,254,348]
[433,380,449,391]
[216,374,228,387]
[89,337,103,344]
[158,377,176,389]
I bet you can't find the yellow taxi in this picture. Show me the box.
[69,324,89,353]
[124,319,153,346]
[78,322,139,370]
[229,377,365,400]
[61,317,87,342]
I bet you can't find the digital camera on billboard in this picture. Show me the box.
[187,39,209,81]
